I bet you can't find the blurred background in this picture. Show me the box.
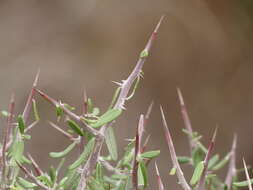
[0,0,253,189]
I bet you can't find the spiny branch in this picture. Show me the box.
[76,16,164,190]
[177,88,196,151]
[225,134,237,189]
[160,106,191,190]
[22,69,40,123]
[197,128,217,190]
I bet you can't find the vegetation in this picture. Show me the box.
[0,16,252,190]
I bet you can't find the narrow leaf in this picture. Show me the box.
[17,115,26,134]
[32,99,40,121]
[169,167,177,175]
[18,177,37,188]
[50,142,76,158]
[67,119,84,136]
[243,158,252,190]
[140,150,160,159]
[190,161,205,186]
[90,109,122,128]
[68,138,95,170]
[105,126,118,161]
[137,161,148,187]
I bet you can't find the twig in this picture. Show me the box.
[24,120,39,132]
[155,162,165,190]
[114,16,164,110]
[225,134,237,189]
[160,106,191,190]
[177,87,196,151]
[197,128,217,190]
[35,88,100,137]
[49,121,76,141]
[1,94,15,187]
[16,161,50,190]
[145,101,154,121]
[22,69,40,123]
[82,88,88,115]
[132,115,143,190]
[27,153,43,176]
[243,158,252,190]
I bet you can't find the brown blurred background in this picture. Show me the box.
[0,0,253,189]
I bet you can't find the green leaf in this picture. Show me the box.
[9,140,24,163]
[49,142,76,158]
[105,126,118,161]
[49,166,57,184]
[88,177,105,190]
[177,156,191,164]
[169,167,176,175]
[192,147,205,167]
[61,170,80,189]
[87,98,93,113]
[140,49,149,58]
[37,175,53,187]
[108,87,121,109]
[233,179,253,187]
[21,155,31,164]
[68,138,95,170]
[58,177,68,187]
[63,103,75,111]
[212,153,230,171]
[56,104,63,120]
[111,174,128,180]
[137,161,148,187]
[140,150,160,159]
[1,110,10,117]
[95,163,103,182]
[22,134,31,140]
[92,107,100,116]
[32,99,40,121]
[67,119,84,136]
[190,161,205,186]
[208,154,220,169]
[17,115,25,134]
[90,109,122,128]
[18,177,37,189]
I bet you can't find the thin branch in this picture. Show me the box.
[145,101,154,121]
[243,158,252,190]
[82,88,88,115]
[22,69,40,123]
[141,134,151,153]
[35,88,100,137]
[49,121,76,141]
[155,162,165,190]
[24,120,39,132]
[1,94,15,187]
[160,106,191,190]
[197,128,217,190]
[113,16,164,110]
[27,153,43,176]
[177,87,196,151]
[16,161,50,190]
[132,115,142,190]
[225,134,237,189]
